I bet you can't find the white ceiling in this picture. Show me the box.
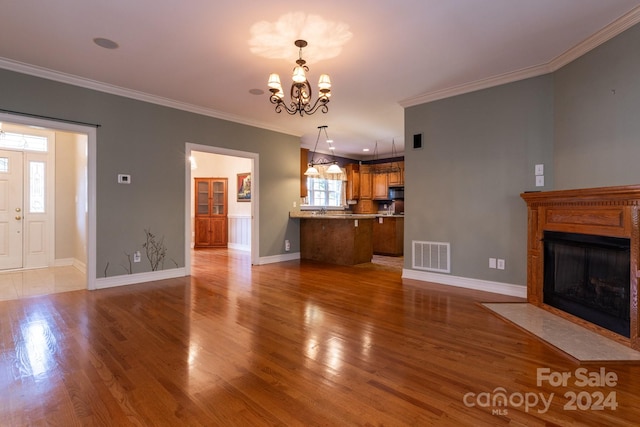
[1,1,640,159]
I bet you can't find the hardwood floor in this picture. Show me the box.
[1,248,639,426]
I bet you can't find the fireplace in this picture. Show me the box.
[543,231,630,337]
[521,185,640,351]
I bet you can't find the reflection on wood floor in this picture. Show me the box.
[1,248,639,425]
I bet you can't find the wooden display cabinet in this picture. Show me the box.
[194,177,228,248]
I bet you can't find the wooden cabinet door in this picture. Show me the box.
[359,165,372,199]
[373,172,388,200]
[209,217,227,247]
[195,217,212,246]
[195,179,211,216]
[373,217,404,255]
[346,163,360,200]
[388,161,404,186]
[300,148,309,198]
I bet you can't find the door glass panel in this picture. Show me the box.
[196,181,209,215]
[0,157,8,173]
[212,181,224,214]
[29,161,45,213]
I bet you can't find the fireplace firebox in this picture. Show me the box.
[543,231,630,337]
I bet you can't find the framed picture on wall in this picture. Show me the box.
[237,172,251,202]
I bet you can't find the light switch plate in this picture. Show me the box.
[535,164,544,176]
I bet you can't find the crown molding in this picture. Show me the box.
[3,5,640,117]
[400,5,640,108]
[548,5,640,71]
[0,57,297,137]
[398,62,552,107]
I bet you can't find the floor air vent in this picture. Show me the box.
[412,241,450,273]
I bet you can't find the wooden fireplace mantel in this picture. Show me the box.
[521,185,640,350]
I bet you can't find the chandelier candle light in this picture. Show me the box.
[268,40,331,116]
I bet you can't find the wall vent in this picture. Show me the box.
[412,240,450,273]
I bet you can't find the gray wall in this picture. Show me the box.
[405,76,554,285]
[554,23,640,189]
[0,68,301,278]
[405,22,640,288]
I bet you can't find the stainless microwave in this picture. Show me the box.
[388,187,404,200]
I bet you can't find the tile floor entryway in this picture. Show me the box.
[0,266,85,301]
[483,302,640,362]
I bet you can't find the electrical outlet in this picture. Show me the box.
[489,258,497,269]
[285,240,291,251]
[536,175,544,187]
[497,259,505,270]
[134,251,141,262]
[293,201,297,208]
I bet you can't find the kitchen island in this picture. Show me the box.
[290,212,376,265]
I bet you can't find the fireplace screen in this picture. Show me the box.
[543,231,630,337]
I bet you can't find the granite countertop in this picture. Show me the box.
[289,211,403,219]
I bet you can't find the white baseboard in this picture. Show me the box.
[54,258,74,267]
[228,243,251,252]
[257,252,300,265]
[95,267,186,290]
[54,258,87,274]
[402,269,527,298]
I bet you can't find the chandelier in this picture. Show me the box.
[268,40,331,116]
[305,125,342,176]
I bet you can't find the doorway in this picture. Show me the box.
[0,113,96,294]
[185,143,259,274]
[0,146,56,270]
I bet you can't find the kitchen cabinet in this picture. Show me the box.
[352,199,374,214]
[373,171,388,200]
[299,216,374,265]
[373,216,404,256]
[194,177,228,247]
[346,163,360,200]
[388,161,404,186]
[359,164,372,199]
[300,148,309,198]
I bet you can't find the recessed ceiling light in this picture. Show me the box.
[363,148,370,152]
[329,146,335,150]
[93,37,119,49]
[249,88,264,95]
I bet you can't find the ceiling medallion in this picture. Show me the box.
[267,40,331,116]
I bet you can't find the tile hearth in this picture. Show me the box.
[483,302,640,362]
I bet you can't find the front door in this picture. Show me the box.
[0,150,24,269]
